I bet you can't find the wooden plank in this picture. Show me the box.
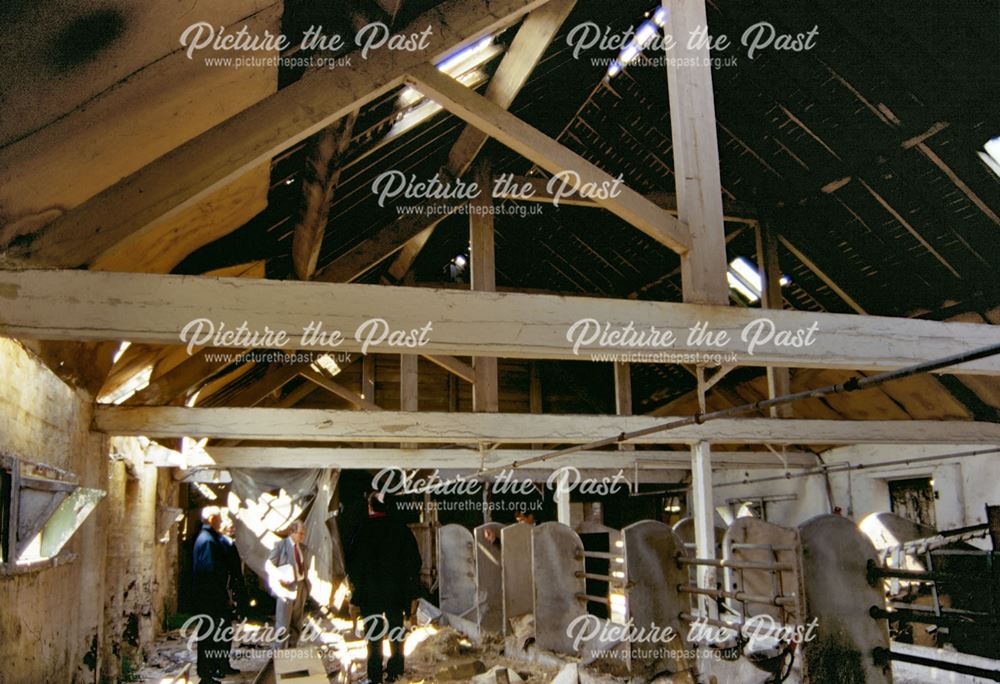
[314,195,466,283]
[203,261,268,279]
[299,368,381,411]
[91,164,270,274]
[196,447,815,470]
[690,440,717,619]
[614,361,634,452]
[220,362,304,408]
[4,269,1000,374]
[777,234,867,315]
[291,112,357,280]
[422,354,475,384]
[400,355,419,412]
[362,353,376,403]
[405,64,691,253]
[400,354,419,450]
[664,0,728,304]
[5,0,550,268]
[126,348,240,406]
[756,220,792,418]
[529,361,544,451]
[0,3,279,256]
[93,406,1000,445]
[471,162,499,412]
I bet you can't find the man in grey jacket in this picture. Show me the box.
[265,520,310,647]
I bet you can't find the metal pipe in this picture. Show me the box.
[728,543,796,551]
[679,612,799,634]
[577,593,611,605]
[873,647,1000,682]
[867,559,968,585]
[470,343,1000,478]
[886,602,989,618]
[679,585,796,607]
[576,571,621,582]
[716,446,1000,490]
[870,606,988,628]
[680,556,795,572]
[581,550,621,560]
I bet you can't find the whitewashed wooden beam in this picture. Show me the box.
[4,269,1000,374]
[690,440,718,618]
[93,406,1000,445]
[405,64,691,254]
[5,0,549,268]
[664,0,729,304]
[188,447,815,470]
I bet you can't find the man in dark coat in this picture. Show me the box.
[347,491,423,684]
[192,506,238,683]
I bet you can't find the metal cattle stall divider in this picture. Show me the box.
[436,522,507,642]
[436,523,480,639]
[475,522,504,634]
[798,514,892,684]
[501,522,534,638]
[676,517,804,682]
[866,527,1000,681]
[532,521,624,660]
[622,520,697,679]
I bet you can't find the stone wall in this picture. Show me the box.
[0,338,180,683]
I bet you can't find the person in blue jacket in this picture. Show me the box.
[192,506,239,683]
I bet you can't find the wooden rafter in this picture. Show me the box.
[291,111,358,280]
[383,0,579,281]
[315,0,577,284]
[406,63,691,253]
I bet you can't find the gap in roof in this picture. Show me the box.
[607,6,669,79]
[978,136,1000,178]
[727,256,790,303]
[391,36,500,136]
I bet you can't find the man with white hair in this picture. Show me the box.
[266,519,310,647]
[192,506,239,683]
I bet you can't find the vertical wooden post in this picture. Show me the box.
[755,220,792,417]
[529,362,543,451]
[614,362,634,452]
[471,161,499,412]
[361,353,376,404]
[691,440,717,620]
[400,354,418,451]
[6,460,20,564]
[361,353,377,447]
[665,0,729,305]
[400,355,418,412]
[556,491,571,526]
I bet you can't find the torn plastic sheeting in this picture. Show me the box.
[227,468,344,605]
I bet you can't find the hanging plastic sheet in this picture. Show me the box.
[227,468,344,606]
